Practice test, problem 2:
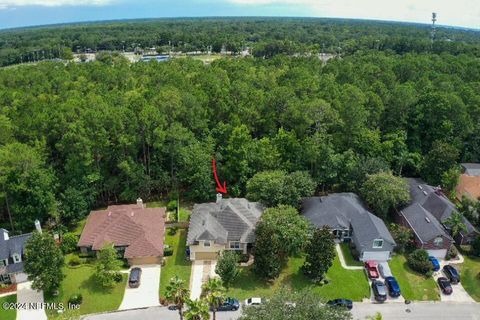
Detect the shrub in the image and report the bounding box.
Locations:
[68,294,83,305]
[68,255,82,266]
[164,246,174,257]
[113,272,123,283]
[61,233,79,254]
[446,245,458,260]
[167,200,177,212]
[168,226,178,236]
[407,249,432,274]
[472,237,480,257]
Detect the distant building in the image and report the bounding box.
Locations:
[456,163,480,201]
[140,55,170,63]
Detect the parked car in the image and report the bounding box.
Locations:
[378,262,392,278]
[371,280,387,302]
[128,267,142,288]
[244,297,263,306]
[437,277,453,295]
[443,265,460,284]
[429,256,440,272]
[327,299,353,310]
[216,298,240,311]
[384,276,401,297]
[365,260,379,279]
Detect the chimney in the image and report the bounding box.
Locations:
[216,193,223,204]
[34,219,42,234]
[2,229,9,241]
[136,198,144,208]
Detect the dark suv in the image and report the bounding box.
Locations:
[216,298,240,311]
[443,265,460,284]
[384,276,401,297]
[371,280,387,302]
[327,299,353,310]
[128,267,142,288]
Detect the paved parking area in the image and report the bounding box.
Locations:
[119,265,161,310]
[432,265,475,303]
[190,260,218,299]
[16,281,47,320]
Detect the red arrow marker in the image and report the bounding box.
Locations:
[212,158,227,194]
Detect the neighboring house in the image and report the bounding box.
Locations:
[301,193,396,262]
[398,178,478,256]
[78,199,166,265]
[0,228,32,284]
[187,196,264,261]
[456,163,480,201]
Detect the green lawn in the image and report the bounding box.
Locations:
[0,294,16,320]
[160,228,192,298]
[339,243,363,266]
[179,208,191,222]
[389,255,439,301]
[146,201,167,208]
[45,264,127,318]
[227,254,370,302]
[458,255,480,301]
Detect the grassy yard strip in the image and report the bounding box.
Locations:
[227,254,370,302]
[339,243,363,266]
[160,228,191,297]
[459,255,480,302]
[389,255,439,301]
[45,264,126,318]
[0,294,16,320]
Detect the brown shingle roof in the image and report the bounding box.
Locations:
[456,174,480,201]
[78,204,166,258]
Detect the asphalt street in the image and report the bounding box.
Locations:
[83,302,480,320]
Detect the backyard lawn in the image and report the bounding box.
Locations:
[227,253,370,302]
[160,228,191,298]
[458,255,480,302]
[389,255,439,301]
[45,264,127,318]
[339,243,363,266]
[0,294,16,320]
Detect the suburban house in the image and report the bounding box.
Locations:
[398,178,478,257]
[187,196,264,261]
[78,199,166,265]
[301,193,396,261]
[0,228,33,284]
[456,163,480,201]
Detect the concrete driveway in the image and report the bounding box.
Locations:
[119,265,161,310]
[16,281,47,320]
[432,266,475,303]
[190,260,218,300]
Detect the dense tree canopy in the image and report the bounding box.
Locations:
[1,22,480,232]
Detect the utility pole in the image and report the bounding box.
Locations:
[431,12,437,42]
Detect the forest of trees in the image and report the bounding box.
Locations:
[1,19,480,234]
[1,17,480,66]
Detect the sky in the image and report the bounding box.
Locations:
[0,0,479,30]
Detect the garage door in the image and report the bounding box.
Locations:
[426,249,447,259]
[194,252,218,260]
[361,251,390,262]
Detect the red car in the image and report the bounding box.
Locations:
[365,260,379,279]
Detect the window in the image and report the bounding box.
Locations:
[373,239,384,249]
[203,241,211,247]
[0,260,6,267]
[433,236,444,248]
[229,241,241,250]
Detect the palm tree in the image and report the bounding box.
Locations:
[184,298,210,320]
[165,276,190,320]
[201,278,226,320]
[444,212,468,238]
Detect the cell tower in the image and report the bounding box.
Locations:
[431,12,437,42]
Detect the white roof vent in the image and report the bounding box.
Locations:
[425,217,431,223]
[131,211,134,217]
[418,185,423,190]
[423,191,428,196]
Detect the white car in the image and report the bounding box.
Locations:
[378,262,392,278]
[244,297,263,306]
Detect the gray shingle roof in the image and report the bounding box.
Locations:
[405,178,478,237]
[461,163,480,176]
[187,198,264,245]
[301,193,396,247]
[401,203,452,244]
[0,231,32,261]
